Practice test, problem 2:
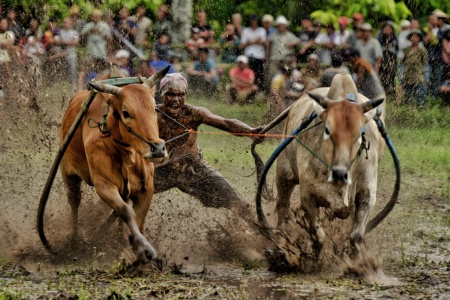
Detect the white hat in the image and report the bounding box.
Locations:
[307,53,320,61]
[359,23,372,31]
[433,9,449,19]
[116,49,130,59]
[236,55,249,64]
[262,14,274,24]
[400,20,411,28]
[274,15,290,26]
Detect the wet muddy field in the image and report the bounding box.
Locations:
[1,77,449,299]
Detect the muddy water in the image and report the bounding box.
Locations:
[1,76,449,299]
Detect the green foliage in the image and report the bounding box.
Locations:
[3,0,163,25]
[310,0,412,25]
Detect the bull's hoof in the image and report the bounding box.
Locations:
[129,235,157,264]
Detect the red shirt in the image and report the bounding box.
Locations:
[229,66,255,91]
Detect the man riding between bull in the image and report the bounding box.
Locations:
[154,73,263,215]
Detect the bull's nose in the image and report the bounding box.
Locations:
[331,167,348,184]
[150,142,166,158]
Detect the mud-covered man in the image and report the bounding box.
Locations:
[154,73,263,212]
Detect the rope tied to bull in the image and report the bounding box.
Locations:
[293,123,369,172]
[88,109,111,136]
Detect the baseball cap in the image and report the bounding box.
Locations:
[236,55,249,64]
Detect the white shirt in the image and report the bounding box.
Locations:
[81,21,112,60]
[241,27,266,59]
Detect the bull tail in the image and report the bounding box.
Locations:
[251,143,275,201]
[252,105,293,201]
[366,115,401,233]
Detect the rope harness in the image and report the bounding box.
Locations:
[88,106,160,150]
[293,121,370,171]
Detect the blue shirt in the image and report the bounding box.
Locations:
[150,60,175,74]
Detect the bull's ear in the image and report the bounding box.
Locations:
[89,82,122,96]
[307,92,330,108]
[142,65,171,89]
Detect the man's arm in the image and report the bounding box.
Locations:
[195,106,262,142]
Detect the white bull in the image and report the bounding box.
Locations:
[275,74,384,252]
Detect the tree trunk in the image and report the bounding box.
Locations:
[170,0,192,60]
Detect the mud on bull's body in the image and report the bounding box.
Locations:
[275,74,385,252]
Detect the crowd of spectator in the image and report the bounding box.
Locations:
[1,4,450,110]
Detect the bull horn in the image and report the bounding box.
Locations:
[89,82,122,96]
[142,65,171,88]
[307,92,330,108]
[360,97,384,113]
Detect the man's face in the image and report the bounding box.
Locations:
[362,30,371,40]
[197,11,206,23]
[199,51,208,62]
[119,7,129,19]
[7,11,16,21]
[277,24,287,32]
[163,88,186,116]
[63,18,72,30]
[301,19,312,29]
[0,19,8,32]
[92,12,101,23]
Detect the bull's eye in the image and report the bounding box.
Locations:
[122,111,131,119]
[324,127,330,136]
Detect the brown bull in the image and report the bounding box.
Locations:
[55,68,168,263]
[275,74,384,252]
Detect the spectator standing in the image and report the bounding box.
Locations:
[193,10,214,41]
[219,23,240,63]
[355,23,383,73]
[187,27,205,60]
[186,47,219,93]
[59,17,80,92]
[296,15,317,63]
[347,13,364,49]
[69,5,86,35]
[344,48,385,100]
[314,23,336,65]
[153,5,172,40]
[114,49,135,77]
[228,55,258,103]
[115,7,137,54]
[423,14,439,96]
[240,14,266,91]
[25,18,43,41]
[129,5,152,53]
[378,21,399,96]
[267,15,300,86]
[397,20,412,83]
[261,14,276,37]
[301,53,323,91]
[335,16,352,49]
[439,29,450,106]
[6,9,24,45]
[22,35,45,68]
[152,32,173,62]
[433,10,450,97]
[232,13,244,38]
[400,30,428,107]
[81,9,112,67]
